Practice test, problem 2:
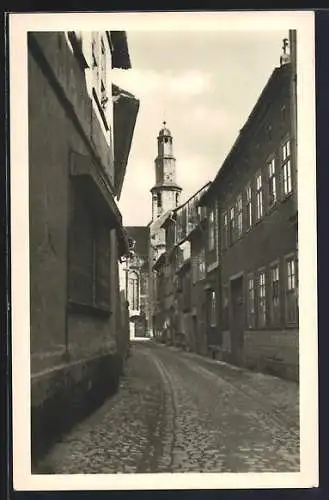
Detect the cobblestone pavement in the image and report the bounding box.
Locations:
[36,341,300,474]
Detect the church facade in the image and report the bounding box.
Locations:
[119,226,150,339]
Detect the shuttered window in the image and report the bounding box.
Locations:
[68,182,111,311]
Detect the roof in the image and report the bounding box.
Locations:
[199,63,291,204]
[112,84,140,199]
[151,182,182,192]
[152,250,166,271]
[125,226,149,257]
[148,209,173,234]
[158,121,172,137]
[160,182,211,230]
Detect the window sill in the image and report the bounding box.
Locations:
[267,202,278,214]
[254,216,264,226]
[284,322,299,329]
[67,300,111,318]
[246,324,298,331]
[281,191,293,203]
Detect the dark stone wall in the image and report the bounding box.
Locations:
[31,352,123,468]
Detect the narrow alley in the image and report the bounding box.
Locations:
[36,341,300,474]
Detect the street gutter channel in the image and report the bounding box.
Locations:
[150,343,299,437]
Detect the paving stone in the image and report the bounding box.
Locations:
[36,342,300,474]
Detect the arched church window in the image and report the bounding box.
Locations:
[157,192,162,208]
[128,271,139,310]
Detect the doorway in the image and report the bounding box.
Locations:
[230,275,244,366]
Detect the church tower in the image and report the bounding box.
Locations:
[151,122,182,221]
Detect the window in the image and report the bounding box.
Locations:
[100,37,107,94]
[236,194,243,237]
[247,275,255,328]
[208,208,215,251]
[210,290,216,327]
[257,270,266,327]
[91,33,99,86]
[270,264,280,325]
[281,139,292,196]
[285,256,298,324]
[68,182,111,310]
[128,272,139,310]
[245,184,252,230]
[267,158,277,208]
[222,212,228,249]
[198,247,206,280]
[229,206,235,244]
[175,192,179,206]
[256,172,263,221]
[157,192,162,208]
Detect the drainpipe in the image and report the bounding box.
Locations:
[64,177,71,363]
[289,30,298,253]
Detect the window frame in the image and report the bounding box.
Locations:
[257,268,267,328]
[222,211,228,249]
[236,194,243,238]
[128,271,139,310]
[247,273,256,329]
[229,205,235,244]
[100,36,107,95]
[209,289,217,327]
[255,171,263,222]
[269,260,280,327]
[284,253,298,326]
[91,32,100,90]
[157,192,162,209]
[68,182,112,315]
[208,207,215,251]
[267,156,277,209]
[245,183,253,231]
[281,137,293,198]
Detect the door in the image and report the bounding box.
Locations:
[230,276,244,366]
[192,315,198,352]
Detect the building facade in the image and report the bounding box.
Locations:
[152,182,210,350]
[199,32,298,380]
[28,31,139,462]
[119,226,150,339]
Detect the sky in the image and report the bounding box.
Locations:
[114,29,287,226]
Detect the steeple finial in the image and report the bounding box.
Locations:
[280,37,291,66]
[283,38,289,53]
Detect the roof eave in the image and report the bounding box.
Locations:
[204,64,290,200]
[110,31,131,70]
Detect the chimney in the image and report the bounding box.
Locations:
[280,37,291,66]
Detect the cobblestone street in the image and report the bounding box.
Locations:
[36,341,300,474]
